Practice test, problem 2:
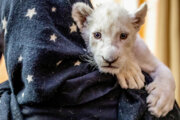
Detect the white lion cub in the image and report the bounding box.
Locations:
[72,1,175,118]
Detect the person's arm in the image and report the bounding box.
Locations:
[133,34,175,117]
[0,55,8,83]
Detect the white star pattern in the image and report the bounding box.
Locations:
[51,7,56,12]
[5,29,7,35]
[86,80,93,83]
[94,115,98,118]
[59,108,62,112]
[50,34,57,42]
[70,23,77,33]
[83,48,87,52]
[56,60,62,66]
[22,92,24,98]
[18,55,23,62]
[2,17,7,35]
[68,110,74,115]
[25,8,37,19]
[74,60,81,66]
[27,75,33,83]
[2,17,7,29]
[110,97,114,101]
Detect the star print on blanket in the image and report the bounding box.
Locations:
[0,0,179,120]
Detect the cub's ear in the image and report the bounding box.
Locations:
[72,2,93,29]
[131,3,147,30]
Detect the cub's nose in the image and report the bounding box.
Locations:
[102,56,119,64]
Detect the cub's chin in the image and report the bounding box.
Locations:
[98,66,120,75]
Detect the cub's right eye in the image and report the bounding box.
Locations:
[93,32,102,39]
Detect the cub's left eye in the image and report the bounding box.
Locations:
[120,33,128,40]
[93,32,102,39]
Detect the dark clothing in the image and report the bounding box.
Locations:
[0,0,179,119]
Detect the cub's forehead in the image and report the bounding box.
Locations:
[90,2,131,32]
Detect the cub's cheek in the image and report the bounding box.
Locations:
[90,39,98,47]
[89,44,100,54]
[94,56,103,65]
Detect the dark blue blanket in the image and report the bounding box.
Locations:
[0,0,179,120]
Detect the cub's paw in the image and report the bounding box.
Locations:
[117,61,145,89]
[146,81,175,117]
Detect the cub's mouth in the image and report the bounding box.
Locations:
[101,65,119,69]
[100,65,119,74]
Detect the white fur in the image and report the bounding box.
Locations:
[72,1,175,117]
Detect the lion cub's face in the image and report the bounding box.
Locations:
[72,1,147,74]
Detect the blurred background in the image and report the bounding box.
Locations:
[0,0,179,105]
